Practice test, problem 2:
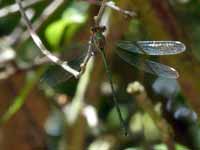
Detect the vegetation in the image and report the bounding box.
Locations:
[0,0,200,150]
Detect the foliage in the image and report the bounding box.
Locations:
[0,0,199,150]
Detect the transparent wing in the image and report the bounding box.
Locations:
[117,41,186,55]
[116,49,179,79]
[40,54,86,87]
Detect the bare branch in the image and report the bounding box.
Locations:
[0,0,43,18]
[105,1,136,17]
[15,0,80,78]
[20,0,66,44]
[84,0,136,17]
[94,0,108,25]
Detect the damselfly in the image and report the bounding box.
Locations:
[42,25,129,135]
[41,28,186,135]
[15,0,186,135]
[42,40,186,86]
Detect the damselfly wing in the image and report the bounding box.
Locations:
[41,52,86,87]
[117,41,186,55]
[116,41,186,78]
[40,44,88,87]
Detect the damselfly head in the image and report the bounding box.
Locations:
[91,25,106,33]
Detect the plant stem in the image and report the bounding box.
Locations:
[94,0,108,25]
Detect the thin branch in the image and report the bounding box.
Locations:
[85,0,136,17]
[94,0,108,25]
[64,57,95,124]
[106,1,136,17]
[79,38,94,76]
[3,9,35,45]
[15,0,80,78]
[20,0,66,44]
[0,54,57,80]
[0,0,43,18]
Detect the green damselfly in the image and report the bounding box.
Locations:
[42,39,186,85]
[41,26,186,135]
[15,0,186,135]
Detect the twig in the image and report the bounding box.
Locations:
[0,53,60,81]
[19,0,66,44]
[105,1,136,17]
[79,38,94,76]
[3,9,35,45]
[0,0,43,18]
[94,0,108,25]
[15,0,80,78]
[64,57,94,124]
[85,0,136,17]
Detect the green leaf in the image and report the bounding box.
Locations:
[143,113,161,142]
[45,1,88,49]
[129,112,143,134]
[107,105,128,129]
[45,20,68,49]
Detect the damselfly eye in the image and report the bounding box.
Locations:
[91,26,106,33]
[91,27,97,33]
[100,26,106,32]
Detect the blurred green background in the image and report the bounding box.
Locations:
[0,0,200,150]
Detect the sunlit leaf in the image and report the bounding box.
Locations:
[107,105,128,129]
[143,113,161,142]
[45,1,88,49]
[129,112,143,134]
